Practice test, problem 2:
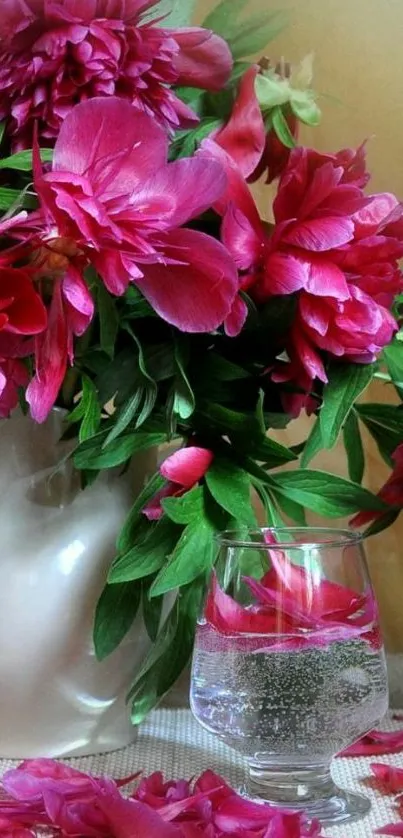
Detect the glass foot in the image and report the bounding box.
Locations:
[242,765,371,826]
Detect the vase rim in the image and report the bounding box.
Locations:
[217,526,363,550]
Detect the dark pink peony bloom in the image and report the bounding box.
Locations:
[143,446,214,520]
[0,0,233,150]
[27,96,239,419]
[200,140,403,410]
[34,96,238,329]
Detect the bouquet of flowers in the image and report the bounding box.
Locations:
[1,0,403,722]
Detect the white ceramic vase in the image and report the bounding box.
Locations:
[0,409,156,758]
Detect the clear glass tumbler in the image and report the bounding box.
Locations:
[190,528,389,826]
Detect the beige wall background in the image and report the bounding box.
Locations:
[195,0,403,650]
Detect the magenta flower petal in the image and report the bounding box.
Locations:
[282,216,355,251]
[25,282,68,424]
[371,763,403,793]
[95,781,182,838]
[138,157,227,229]
[224,294,249,337]
[135,229,238,332]
[376,825,403,837]
[172,28,232,91]
[198,139,262,227]
[52,97,167,193]
[161,447,214,489]
[215,66,266,178]
[340,729,403,757]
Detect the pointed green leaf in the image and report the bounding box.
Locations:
[290,89,321,126]
[142,582,164,642]
[150,518,217,597]
[0,148,53,171]
[384,341,403,398]
[0,186,36,210]
[94,581,141,661]
[255,74,290,109]
[364,510,400,539]
[109,517,181,583]
[343,411,365,484]
[79,376,101,443]
[103,388,145,447]
[146,0,197,26]
[205,458,256,525]
[320,363,374,450]
[162,485,204,525]
[269,469,388,518]
[300,417,323,468]
[96,281,119,359]
[203,0,287,59]
[173,339,195,420]
[74,431,166,469]
[130,582,202,724]
[272,106,297,148]
[117,472,164,553]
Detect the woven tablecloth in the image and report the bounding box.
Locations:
[0,709,402,837]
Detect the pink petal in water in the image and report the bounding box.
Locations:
[339,729,403,757]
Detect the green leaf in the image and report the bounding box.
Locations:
[300,418,323,468]
[0,123,5,144]
[272,106,297,148]
[255,74,290,109]
[74,431,166,470]
[146,0,197,26]
[364,510,400,539]
[96,347,141,405]
[384,341,403,398]
[205,458,256,525]
[355,405,403,467]
[0,148,53,171]
[0,187,36,211]
[290,89,321,126]
[356,403,403,435]
[94,581,141,661]
[124,325,158,428]
[269,469,388,518]
[103,389,145,447]
[173,339,195,420]
[169,118,223,161]
[198,354,250,381]
[150,518,217,597]
[142,583,164,642]
[162,485,204,525]
[130,582,202,724]
[96,281,118,359]
[117,471,165,553]
[204,0,287,59]
[343,411,365,484]
[79,376,101,443]
[275,492,307,525]
[319,363,374,449]
[109,517,181,583]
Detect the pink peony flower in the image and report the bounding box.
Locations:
[351,443,403,529]
[143,446,214,520]
[0,0,233,150]
[250,111,299,185]
[25,95,239,420]
[200,139,403,410]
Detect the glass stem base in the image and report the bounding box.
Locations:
[242,763,370,826]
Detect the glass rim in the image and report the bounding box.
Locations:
[216,526,363,550]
